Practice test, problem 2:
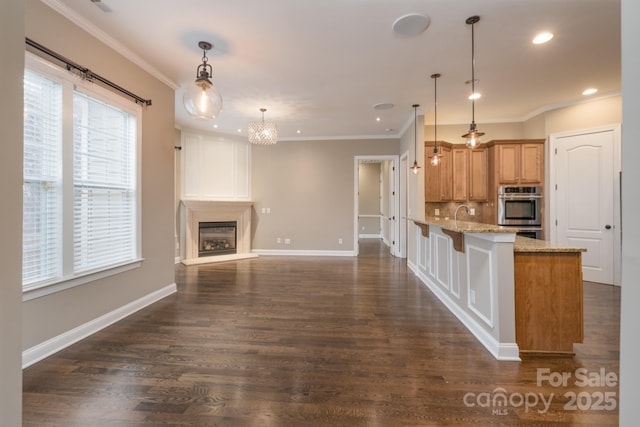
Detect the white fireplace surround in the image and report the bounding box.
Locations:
[180,200,257,265]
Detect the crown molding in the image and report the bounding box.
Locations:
[40,0,179,90]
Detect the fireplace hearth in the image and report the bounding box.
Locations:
[199,221,237,257]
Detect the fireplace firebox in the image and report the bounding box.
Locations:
[198,221,237,257]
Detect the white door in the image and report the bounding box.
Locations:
[553,128,617,284]
[398,154,408,259]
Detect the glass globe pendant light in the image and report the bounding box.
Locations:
[183,41,223,120]
[410,104,421,174]
[462,16,484,148]
[430,73,442,166]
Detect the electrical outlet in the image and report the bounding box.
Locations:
[284,238,291,245]
[261,207,266,214]
[277,237,281,244]
[338,238,343,245]
[435,208,440,216]
[469,208,475,215]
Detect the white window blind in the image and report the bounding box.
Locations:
[22,70,62,286]
[22,53,141,296]
[73,92,137,274]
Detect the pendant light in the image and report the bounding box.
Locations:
[430,73,442,166]
[410,104,421,175]
[248,108,278,145]
[183,41,223,121]
[462,16,484,148]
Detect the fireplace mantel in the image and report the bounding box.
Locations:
[180,200,257,265]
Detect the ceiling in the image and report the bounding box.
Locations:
[50,0,620,141]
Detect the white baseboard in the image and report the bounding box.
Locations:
[22,283,177,369]
[416,270,520,361]
[359,234,381,239]
[252,249,356,257]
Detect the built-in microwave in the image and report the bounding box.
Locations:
[497,186,543,226]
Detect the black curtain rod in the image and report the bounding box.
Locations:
[25,37,152,107]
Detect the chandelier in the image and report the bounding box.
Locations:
[183,41,223,121]
[410,104,421,174]
[248,108,277,145]
[430,73,442,166]
[461,16,485,147]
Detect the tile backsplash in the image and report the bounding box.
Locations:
[425,201,488,223]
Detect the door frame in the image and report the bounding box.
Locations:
[549,124,622,285]
[354,155,400,257]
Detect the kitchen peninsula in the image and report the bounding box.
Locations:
[410,217,585,360]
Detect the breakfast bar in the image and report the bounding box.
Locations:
[409,217,585,360]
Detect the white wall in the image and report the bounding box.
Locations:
[619,0,640,424]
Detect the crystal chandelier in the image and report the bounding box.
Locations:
[462,16,485,148]
[248,108,277,145]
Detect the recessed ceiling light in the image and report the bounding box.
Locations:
[296,130,301,134]
[213,124,218,128]
[237,128,242,133]
[533,32,554,44]
[582,88,598,96]
[468,92,481,100]
[373,103,394,110]
[376,117,381,122]
[392,13,431,37]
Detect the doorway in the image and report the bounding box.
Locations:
[549,125,621,285]
[354,155,400,257]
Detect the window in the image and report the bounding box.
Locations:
[23,54,141,298]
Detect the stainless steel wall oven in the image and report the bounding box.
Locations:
[498,185,543,239]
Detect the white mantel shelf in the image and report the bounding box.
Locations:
[180,200,255,265]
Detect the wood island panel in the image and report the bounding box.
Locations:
[514,252,584,356]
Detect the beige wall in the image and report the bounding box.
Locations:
[544,95,622,135]
[0,0,24,424]
[22,0,176,349]
[251,139,398,251]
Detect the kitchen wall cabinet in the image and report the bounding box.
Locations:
[424,143,452,202]
[495,142,544,185]
[452,147,468,201]
[469,147,488,201]
[425,142,489,203]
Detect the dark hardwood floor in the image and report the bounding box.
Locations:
[22,240,620,426]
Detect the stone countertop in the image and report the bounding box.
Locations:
[514,236,586,253]
[411,216,519,233]
[411,217,586,253]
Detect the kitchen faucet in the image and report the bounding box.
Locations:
[454,204,470,222]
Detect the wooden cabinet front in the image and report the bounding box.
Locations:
[495,141,544,185]
[520,144,544,184]
[425,143,452,202]
[452,147,468,201]
[469,147,488,201]
[514,251,584,355]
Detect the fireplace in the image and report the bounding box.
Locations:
[180,200,256,265]
[199,221,237,257]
